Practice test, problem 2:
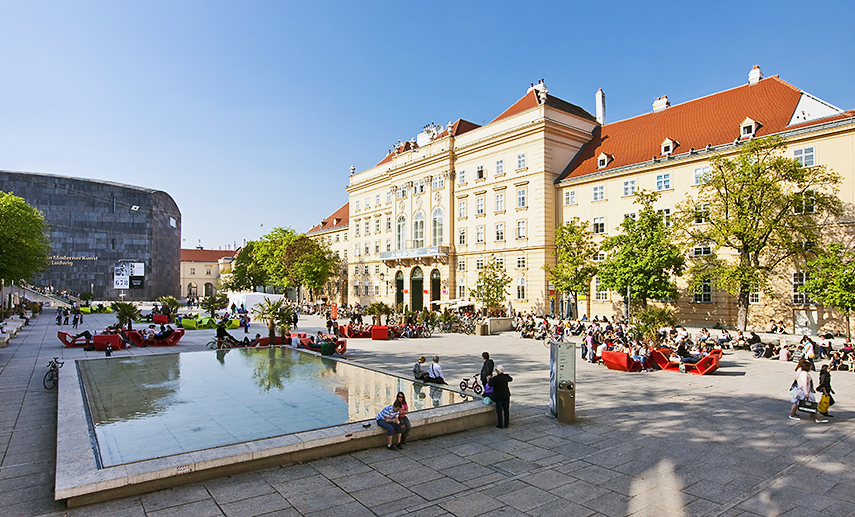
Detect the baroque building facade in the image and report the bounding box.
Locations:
[329,67,854,333]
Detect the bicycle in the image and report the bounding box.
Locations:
[44,357,64,390]
[206,337,238,349]
[459,376,483,395]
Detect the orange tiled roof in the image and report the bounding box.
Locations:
[181,249,237,262]
[307,203,349,234]
[559,76,847,181]
[491,90,596,124]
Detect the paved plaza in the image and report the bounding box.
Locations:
[1,311,854,516]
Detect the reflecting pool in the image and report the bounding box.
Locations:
[77,348,464,467]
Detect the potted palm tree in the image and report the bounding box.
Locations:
[111,302,140,331]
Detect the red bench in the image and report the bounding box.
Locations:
[92,334,123,352]
[152,314,169,324]
[601,350,643,372]
[343,325,372,339]
[126,328,185,347]
[651,347,722,375]
[58,331,92,347]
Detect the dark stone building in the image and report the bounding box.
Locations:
[0,171,181,300]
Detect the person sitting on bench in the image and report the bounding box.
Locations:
[154,325,175,340]
[242,333,262,347]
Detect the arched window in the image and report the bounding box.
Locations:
[431,207,444,246]
[396,215,407,250]
[413,211,425,248]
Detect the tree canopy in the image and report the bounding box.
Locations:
[544,217,598,319]
[220,241,269,292]
[597,190,685,308]
[676,136,843,330]
[0,192,51,284]
[800,243,855,339]
[472,256,511,313]
[282,235,339,301]
[253,227,299,290]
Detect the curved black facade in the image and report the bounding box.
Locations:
[1,171,181,300]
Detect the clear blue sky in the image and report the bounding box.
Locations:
[2,1,853,250]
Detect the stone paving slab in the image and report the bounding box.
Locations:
[0,311,852,516]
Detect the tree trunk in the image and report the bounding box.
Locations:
[847,311,851,341]
[268,322,276,345]
[736,291,750,331]
[571,293,578,321]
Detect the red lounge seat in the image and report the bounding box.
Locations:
[650,347,721,375]
[371,326,389,340]
[58,331,91,347]
[126,328,185,347]
[92,334,123,352]
[601,351,643,372]
[343,325,372,339]
[152,314,169,324]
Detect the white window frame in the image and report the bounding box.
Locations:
[432,176,445,190]
[476,258,484,270]
[516,189,526,208]
[593,216,605,234]
[458,259,466,271]
[495,193,505,212]
[794,147,815,167]
[517,153,526,169]
[693,243,712,257]
[622,180,636,197]
[458,200,467,218]
[476,197,485,215]
[516,255,526,269]
[594,276,609,301]
[657,208,672,227]
[495,223,505,241]
[496,159,504,175]
[592,185,605,201]
[458,170,466,184]
[476,165,485,180]
[793,272,810,305]
[458,228,466,245]
[516,278,526,300]
[476,226,485,243]
[656,173,671,191]
[355,200,360,211]
[495,257,504,269]
[564,190,576,206]
[693,166,710,185]
[516,220,527,239]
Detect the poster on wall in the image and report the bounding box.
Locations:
[130,277,144,289]
[114,266,129,289]
[114,262,145,290]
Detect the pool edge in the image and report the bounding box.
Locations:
[56,353,496,508]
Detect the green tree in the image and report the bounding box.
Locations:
[254,227,299,290]
[79,292,95,305]
[676,136,843,330]
[157,295,181,313]
[634,305,678,342]
[598,190,685,310]
[471,256,512,314]
[200,293,228,318]
[282,235,339,302]
[111,301,140,331]
[220,241,268,292]
[0,192,51,284]
[800,243,855,340]
[544,217,599,320]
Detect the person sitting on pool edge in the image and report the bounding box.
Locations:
[320,335,344,357]
[376,400,404,450]
[413,356,430,382]
[425,356,447,384]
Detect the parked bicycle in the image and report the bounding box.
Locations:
[459,376,483,395]
[44,357,64,390]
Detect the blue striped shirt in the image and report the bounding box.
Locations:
[377,404,399,421]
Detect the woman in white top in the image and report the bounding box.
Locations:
[789,359,828,423]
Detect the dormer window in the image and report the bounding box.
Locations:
[597,152,611,169]
[660,138,677,156]
[740,117,759,138]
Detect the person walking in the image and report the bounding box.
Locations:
[488,365,513,429]
[71,312,79,329]
[480,352,494,387]
[817,364,835,417]
[789,359,828,423]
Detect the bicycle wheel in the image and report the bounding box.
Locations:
[43,369,57,390]
[423,327,432,338]
[474,384,483,395]
[206,339,218,350]
[459,381,468,391]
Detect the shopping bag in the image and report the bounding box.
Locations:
[797,399,818,414]
[817,394,830,414]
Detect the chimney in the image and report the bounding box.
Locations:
[652,95,670,113]
[748,65,763,86]
[595,88,606,124]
